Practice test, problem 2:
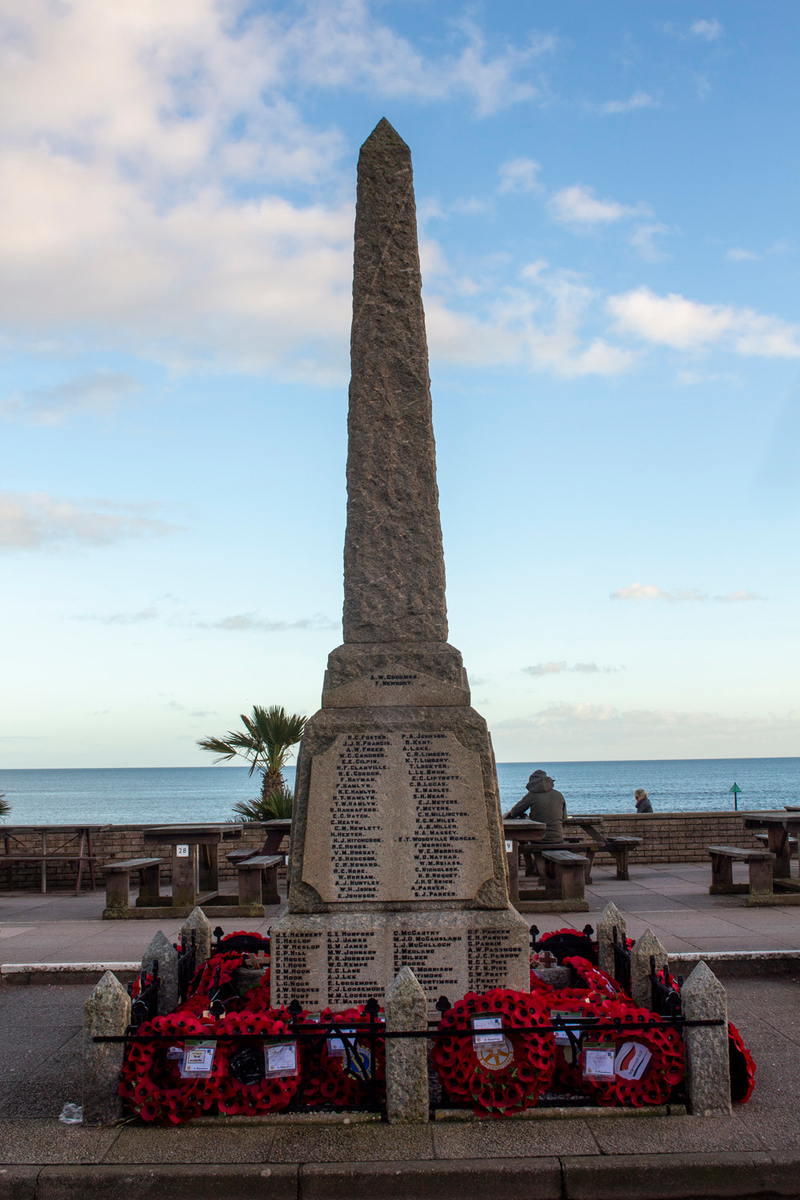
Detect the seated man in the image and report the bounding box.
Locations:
[505,769,568,875]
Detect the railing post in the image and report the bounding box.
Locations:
[597,901,626,977]
[83,971,131,1125]
[682,961,731,1117]
[385,966,428,1124]
[630,929,667,1009]
[141,930,178,1015]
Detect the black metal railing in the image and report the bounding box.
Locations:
[128,960,159,1027]
[175,931,196,1004]
[650,956,683,1019]
[530,924,596,966]
[612,925,632,993]
[101,995,723,1117]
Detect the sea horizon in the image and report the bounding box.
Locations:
[1,757,797,826]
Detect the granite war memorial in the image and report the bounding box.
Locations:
[270,119,530,1013]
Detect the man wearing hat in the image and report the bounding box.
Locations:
[505,769,568,844]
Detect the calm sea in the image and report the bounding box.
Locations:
[0,759,797,826]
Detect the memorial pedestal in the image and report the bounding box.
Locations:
[271,909,529,1017]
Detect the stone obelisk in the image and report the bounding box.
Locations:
[270,119,528,1014]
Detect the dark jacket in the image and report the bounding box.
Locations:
[505,775,567,843]
[635,794,653,813]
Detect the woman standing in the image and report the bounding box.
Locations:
[634,788,653,813]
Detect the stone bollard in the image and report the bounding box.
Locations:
[630,929,668,1009]
[142,930,179,1015]
[596,901,627,979]
[384,966,429,1124]
[83,971,131,1125]
[682,960,731,1117]
[180,906,212,966]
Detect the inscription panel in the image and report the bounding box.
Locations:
[271,911,530,1015]
[302,731,493,903]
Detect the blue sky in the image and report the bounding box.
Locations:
[1,0,798,767]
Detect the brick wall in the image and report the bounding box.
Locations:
[0,824,278,891]
[2,812,763,892]
[586,811,764,867]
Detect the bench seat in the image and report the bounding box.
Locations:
[707,845,774,897]
[603,835,644,880]
[236,854,282,907]
[521,839,599,883]
[540,849,589,905]
[103,857,163,913]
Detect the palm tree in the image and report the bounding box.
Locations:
[198,705,306,805]
[0,792,9,819]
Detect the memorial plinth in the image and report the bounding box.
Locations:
[270,120,529,1015]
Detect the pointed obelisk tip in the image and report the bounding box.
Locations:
[361,117,409,156]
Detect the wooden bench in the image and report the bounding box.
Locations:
[603,835,644,881]
[103,857,163,914]
[540,849,589,904]
[235,854,282,907]
[707,845,775,898]
[522,840,599,883]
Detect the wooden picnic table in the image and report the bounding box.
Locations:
[503,819,545,904]
[141,824,243,908]
[258,819,292,855]
[565,815,606,842]
[1,824,109,895]
[742,812,800,883]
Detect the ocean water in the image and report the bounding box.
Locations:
[0,758,797,826]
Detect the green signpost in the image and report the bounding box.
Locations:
[730,782,742,812]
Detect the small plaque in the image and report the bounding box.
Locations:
[582,1042,616,1082]
[180,1041,215,1077]
[504,840,513,853]
[176,844,189,858]
[264,1041,299,1078]
[471,1015,504,1045]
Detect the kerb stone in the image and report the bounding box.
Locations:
[385,966,429,1123]
[83,971,131,1125]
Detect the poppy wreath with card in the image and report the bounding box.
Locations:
[575,995,685,1107]
[119,1012,223,1124]
[431,988,555,1117]
[540,988,606,1094]
[214,1007,300,1115]
[728,1021,756,1103]
[300,1005,386,1108]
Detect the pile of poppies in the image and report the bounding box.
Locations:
[120,932,386,1123]
[120,925,756,1123]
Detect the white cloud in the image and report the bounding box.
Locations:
[611,583,674,602]
[714,590,764,603]
[595,91,656,115]
[629,223,671,262]
[727,247,760,262]
[75,607,159,625]
[1,371,141,425]
[689,20,723,41]
[201,612,337,633]
[0,2,554,378]
[548,185,639,226]
[607,287,800,357]
[523,661,623,677]
[497,157,542,194]
[523,661,567,677]
[0,492,180,550]
[492,704,799,756]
